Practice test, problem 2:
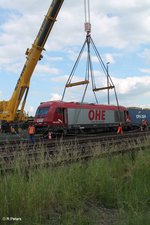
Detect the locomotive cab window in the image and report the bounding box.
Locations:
[35,107,50,116]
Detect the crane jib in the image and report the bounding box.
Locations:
[37,0,64,47]
[37,16,55,47]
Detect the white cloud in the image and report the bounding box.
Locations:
[139,68,150,74]
[139,48,150,63]
[104,53,115,64]
[113,76,150,96]
[1,0,150,115]
[1,0,150,52]
[34,64,59,76]
[50,93,62,101]
[51,75,69,83]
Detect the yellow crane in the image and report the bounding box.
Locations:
[0,0,64,127]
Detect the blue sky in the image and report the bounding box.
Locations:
[0,0,150,116]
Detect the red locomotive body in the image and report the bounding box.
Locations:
[34,101,129,134]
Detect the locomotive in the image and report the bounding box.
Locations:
[34,101,130,134]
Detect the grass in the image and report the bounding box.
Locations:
[0,144,149,225]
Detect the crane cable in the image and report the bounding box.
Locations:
[73,0,92,125]
[84,0,91,34]
[84,0,90,23]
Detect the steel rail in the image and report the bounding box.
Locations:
[0,131,150,171]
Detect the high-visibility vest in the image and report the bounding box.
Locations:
[117,125,123,134]
[142,120,147,126]
[28,126,35,134]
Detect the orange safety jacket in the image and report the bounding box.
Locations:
[142,120,147,126]
[28,125,35,135]
[117,124,123,134]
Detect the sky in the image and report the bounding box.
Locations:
[0,0,150,116]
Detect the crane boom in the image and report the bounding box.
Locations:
[0,0,64,122]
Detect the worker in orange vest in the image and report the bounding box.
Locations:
[117,122,123,134]
[141,119,148,131]
[28,122,35,143]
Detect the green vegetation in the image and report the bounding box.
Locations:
[0,148,149,225]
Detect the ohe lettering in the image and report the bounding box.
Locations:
[88,110,106,121]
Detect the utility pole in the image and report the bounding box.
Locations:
[106,62,110,104]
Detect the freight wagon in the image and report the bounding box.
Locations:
[34,101,129,134]
[127,107,150,129]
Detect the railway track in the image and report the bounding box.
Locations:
[0,131,150,172]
